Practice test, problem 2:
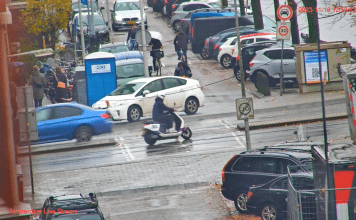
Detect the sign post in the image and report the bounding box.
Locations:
[276,5,292,96]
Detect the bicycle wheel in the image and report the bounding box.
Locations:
[156,59,162,76]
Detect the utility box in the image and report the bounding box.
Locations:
[294,41,351,93]
[341,63,356,144]
[85,52,116,107]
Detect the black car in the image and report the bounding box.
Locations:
[39,193,105,220]
[233,41,278,81]
[246,173,316,220]
[221,150,313,213]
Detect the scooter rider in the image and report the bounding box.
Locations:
[152,94,176,133]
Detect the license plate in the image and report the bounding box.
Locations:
[127,21,136,24]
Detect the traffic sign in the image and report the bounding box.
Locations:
[236,98,254,120]
[277,5,293,21]
[135,30,151,46]
[276,21,290,40]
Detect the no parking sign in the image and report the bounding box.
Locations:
[276,21,291,40]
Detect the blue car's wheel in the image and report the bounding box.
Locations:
[75,126,93,142]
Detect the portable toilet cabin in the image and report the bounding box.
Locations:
[85,52,116,106]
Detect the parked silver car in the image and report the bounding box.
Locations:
[248,47,296,87]
[170,1,220,31]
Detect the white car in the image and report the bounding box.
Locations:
[111,0,148,31]
[92,76,205,122]
[217,33,276,68]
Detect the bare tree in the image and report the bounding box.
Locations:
[288,0,300,44]
[273,0,280,22]
[239,0,245,16]
[302,0,319,43]
[251,0,264,29]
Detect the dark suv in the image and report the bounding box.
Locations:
[221,150,313,213]
[39,193,105,220]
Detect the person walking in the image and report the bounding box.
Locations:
[54,66,68,103]
[127,24,138,50]
[173,31,188,63]
[29,65,46,107]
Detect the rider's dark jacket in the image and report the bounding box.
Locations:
[152,97,174,121]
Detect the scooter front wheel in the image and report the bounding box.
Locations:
[144,131,157,145]
[181,127,192,140]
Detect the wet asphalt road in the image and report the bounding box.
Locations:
[28,116,349,173]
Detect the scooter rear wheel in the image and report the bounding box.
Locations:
[144,131,157,145]
[181,127,192,140]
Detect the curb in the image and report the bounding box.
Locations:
[191,98,346,122]
[18,138,117,156]
[96,181,212,197]
[237,112,348,131]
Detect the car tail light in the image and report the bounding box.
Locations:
[249,55,257,67]
[214,44,219,49]
[232,49,235,54]
[205,40,207,46]
[165,0,167,4]
[192,27,194,39]
[247,191,253,199]
[219,47,223,52]
[222,169,225,182]
[172,5,176,9]
[100,113,111,119]
[105,100,110,108]
[236,55,239,61]
[172,12,175,16]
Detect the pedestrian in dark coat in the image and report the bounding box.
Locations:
[29,65,46,107]
[54,66,68,103]
[127,24,138,50]
[173,31,188,63]
[174,61,191,77]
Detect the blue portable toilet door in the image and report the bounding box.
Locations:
[85,56,117,106]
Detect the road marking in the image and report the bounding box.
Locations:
[220,120,246,148]
[119,137,135,160]
[115,137,131,161]
[298,124,305,141]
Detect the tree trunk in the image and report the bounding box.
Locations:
[288,0,300,44]
[273,0,280,22]
[251,0,264,29]
[239,0,245,16]
[302,0,319,43]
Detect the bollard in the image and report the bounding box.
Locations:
[255,71,271,96]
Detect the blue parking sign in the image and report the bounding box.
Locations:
[81,0,87,5]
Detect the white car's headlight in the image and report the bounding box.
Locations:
[111,100,127,107]
[115,15,123,22]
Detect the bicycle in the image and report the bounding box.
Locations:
[179,49,184,62]
[152,49,164,76]
[129,39,138,50]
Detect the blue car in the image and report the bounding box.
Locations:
[35,102,112,144]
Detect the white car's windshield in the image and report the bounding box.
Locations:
[108,82,145,96]
[115,2,140,11]
[116,63,145,79]
[100,46,129,53]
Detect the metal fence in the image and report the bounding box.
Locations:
[287,168,356,220]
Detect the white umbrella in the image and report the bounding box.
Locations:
[149,31,164,42]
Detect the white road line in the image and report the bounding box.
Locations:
[298,124,305,141]
[119,137,135,160]
[115,137,131,161]
[220,120,246,148]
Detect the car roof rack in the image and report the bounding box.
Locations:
[49,193,98,210]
